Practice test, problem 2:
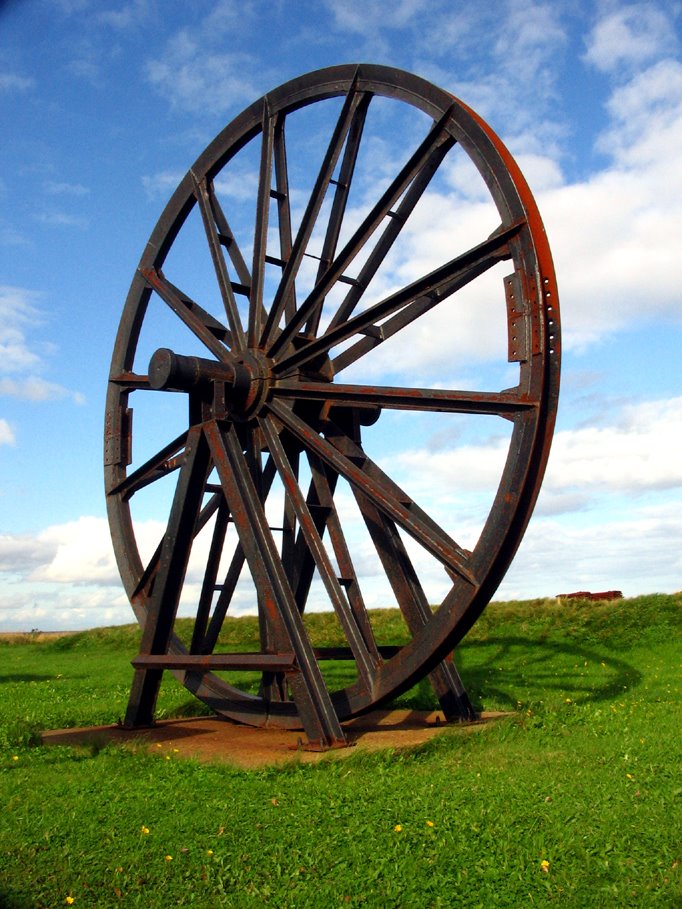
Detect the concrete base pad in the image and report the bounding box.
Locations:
[41,709,511,769]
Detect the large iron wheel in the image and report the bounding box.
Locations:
[105,65,560,746]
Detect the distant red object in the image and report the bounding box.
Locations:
[556,590,623,601]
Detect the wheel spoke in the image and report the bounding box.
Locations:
[107,430,188,500]
[140,267,231,361]
[124,426,212,725]
[275,220,523,375]
[272,115,297,324]
[204,419,346,746]
[305,451,380,662]
[192,174,246,350]
[260,76,367,349]
[353,495,475,719]
[268,105,457,360]
[248,98,276,348]
[205,178,252,290]
[190,499,230,654]
[201,546,245,654]
[261,414,380,686]
[274,380,536,417]
[137,427,212,651]
[268,400,476,584]
[132,490,222,601]
[327,135,455,331]
[305,91,372,335]
[201,455,278,654]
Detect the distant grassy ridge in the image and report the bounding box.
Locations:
[1,594,680,907]
[2,592,679,653]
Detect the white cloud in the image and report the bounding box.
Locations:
[600,58,682,166]
[0,72,34,92]
[584,4,677,74]
[34,211,89,228]
[324,0,431,34]
[544,396,682,497]
[141,170,186,199]
[0,418,15,446]
[0,221,28,246]
[95,0,151,29]
[44,180,90,196]
[530,55,682,349]
[419,3,568,139]
[146,29,262,116]
[0,286,85,404]
[0,286,44,374]
[492,2,567,84]
[29,516,120,585]
[383,394,682,523]
[0,376,84,403]
[0,531,55,573]
[0,584,131,633]
[500,500,682,599]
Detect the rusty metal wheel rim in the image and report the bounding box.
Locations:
[105,64,560,728]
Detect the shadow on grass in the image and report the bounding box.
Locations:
[457,636,642,710]
[0,887,32,909]
[159,638,642,719]
[0,673,62,684]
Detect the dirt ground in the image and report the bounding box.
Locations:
[41,709,510,769]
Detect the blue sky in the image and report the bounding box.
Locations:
[1,0,681,631]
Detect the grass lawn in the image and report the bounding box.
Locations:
[1,594,680,908]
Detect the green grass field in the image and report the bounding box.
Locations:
[1,594,680,908]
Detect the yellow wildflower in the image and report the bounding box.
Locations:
[540,860,550,873]
[12,756,18,762]
[165,855,173,862]
[65,898,75,906]
[394,824,402,832]
[141,826,150,835]
[207,849,214,856]
[426,820,434,827]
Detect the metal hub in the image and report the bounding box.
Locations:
[148,347,274,421]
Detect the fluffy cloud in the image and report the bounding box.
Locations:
[44,180,90,196]
[34,211,89,228]
[0,287,44,374]
[0,286,85,403]
[523,65,682,349]
[583,4,677,74]
[390,394,682,513]
[545,396,682,496]
[0,72,34,93]
[0,377,85,403]
[146,25,263,116]
[0,418,15,446]
[501,501,682,599]
[141,170,186,199]
[324,0,432,34]
[28,517,120,585]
